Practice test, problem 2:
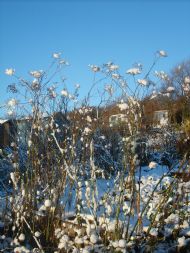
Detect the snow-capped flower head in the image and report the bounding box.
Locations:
[30,70,43,79]
[18,233,25,242]
[7,98,17,107]
[86,115,92,122]
[112,73,120,79]
[89,64,100,72]
[126,67,141,75]
[137,79,148,86]
[84,127,91,135]
[158,50,168,57]
[31,79,40,90]
[155,70,168,80]
[184,76,190,84]
[118,103,128,111]
[109,64,119,71]
[61,89,68,97]
[148,161,157,169]
[5,68,15,76]
[52,52,61,59]
[44,199,52,207]
[167,86,175,92]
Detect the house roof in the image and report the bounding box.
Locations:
[0,119,9,124]
[154,110,168,113]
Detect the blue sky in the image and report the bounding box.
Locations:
[0,0,190,116]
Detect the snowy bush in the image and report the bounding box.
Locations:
[0,51,190,252]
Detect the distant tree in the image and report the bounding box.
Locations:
[158,59,190,123]
[160,59,190,97]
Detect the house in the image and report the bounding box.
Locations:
[0,112,70,149]
[0,118,31,148]
[109,113,128,127]
[0,97,184,149]
[153,110,169,127]
[142,95,185,128]
[0,119,16,148]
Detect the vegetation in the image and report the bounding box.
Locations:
[0,51,190,253]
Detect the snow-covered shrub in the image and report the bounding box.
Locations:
[1,51,190,252]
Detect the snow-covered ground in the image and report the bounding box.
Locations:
[1,163,190,253]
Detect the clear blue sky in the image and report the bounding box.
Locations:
[0,0,190,116]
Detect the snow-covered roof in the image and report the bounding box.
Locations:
[0,119,9,124]
[154,110,168,113]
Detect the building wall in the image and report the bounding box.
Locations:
[153,110,169,127]
[0,120,17,148]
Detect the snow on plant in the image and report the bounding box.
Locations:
[1,50,190,252]
[155,70,169,81]
[148,161,157,169]
[166,86,175,92]
[7,98,18,107]
[137,79,148,86]
[5,68,15,76]
[182,77,190,93]
[158,50,168,57]
[126,67,141,75]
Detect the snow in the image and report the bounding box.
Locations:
[0,119,8,124]
[1,146,190,252]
